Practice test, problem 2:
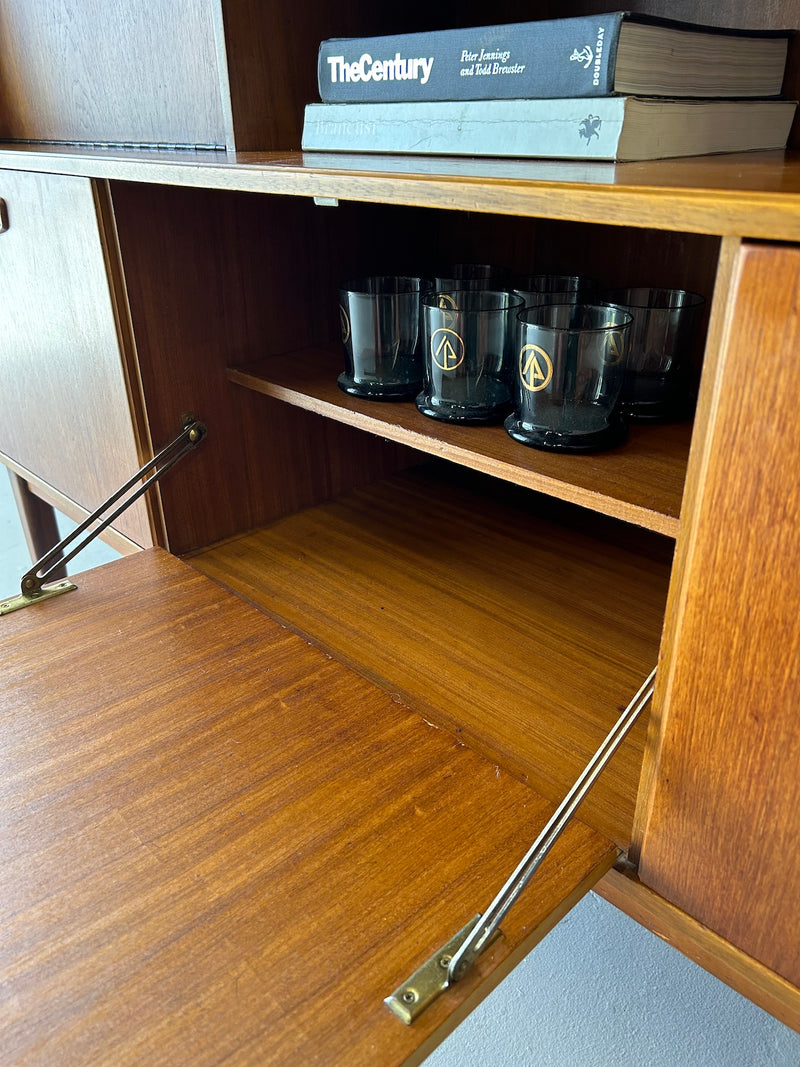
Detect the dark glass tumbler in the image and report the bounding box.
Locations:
[432,263,511,293]
[505,302,633,453]
[338,275,430,400]
[416,289,524,424]
[512,274,599,309]
[604,286,705,422]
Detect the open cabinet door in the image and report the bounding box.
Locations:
[638,243,800,989]
[2,549,617,1065]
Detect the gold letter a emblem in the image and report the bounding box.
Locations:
[520,344,553,392]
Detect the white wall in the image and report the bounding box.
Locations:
[425,892,800,1066]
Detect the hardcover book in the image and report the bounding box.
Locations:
[301,96,798,163]
[316,12,792,104]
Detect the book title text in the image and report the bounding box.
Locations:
[326,53,434,85]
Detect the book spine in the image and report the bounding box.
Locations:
[302,98,627,160]
[316,14,624,103]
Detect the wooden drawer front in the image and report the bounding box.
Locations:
[639,243,800,987]
[0,169,150,547]
[1,549,617,1066]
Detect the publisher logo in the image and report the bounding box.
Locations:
[579,114,602,143]
[570,45,593,70]
[571,25,607,86]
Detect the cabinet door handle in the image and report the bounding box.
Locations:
[0,198,8,233]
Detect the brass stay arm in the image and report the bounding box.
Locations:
[1,417,206,615]
[385,667,657,1024]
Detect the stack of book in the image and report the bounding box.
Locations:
[301,12,797,162]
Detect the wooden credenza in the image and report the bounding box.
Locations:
[0,0,798,1062]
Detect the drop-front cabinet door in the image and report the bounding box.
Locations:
[639,242,800,996]
[0,169,152,549]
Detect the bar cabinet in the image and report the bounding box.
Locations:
[1,1,798,1062]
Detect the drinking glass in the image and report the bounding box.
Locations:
[604,286,705,421]
[416,289,524,423]
[338,275,431,400]
[505,302,633,452]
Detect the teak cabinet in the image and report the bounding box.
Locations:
[1,0,799,1063]
[0,168,156,552]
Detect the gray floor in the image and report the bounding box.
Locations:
[1,472,798,1066]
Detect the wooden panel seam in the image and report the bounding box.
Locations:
[93,178,163,549]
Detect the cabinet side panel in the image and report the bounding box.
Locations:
[109,182,419,554]
[638,243,800,988]
[0,0,226,147]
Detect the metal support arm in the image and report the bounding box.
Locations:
[1,417,206,615]
[385,667,657,1024]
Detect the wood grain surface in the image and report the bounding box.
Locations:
[108,182,421,556]
[188,464,672,846]
[1,548,617,1066]
[0,0,227,147]
[2,146,800,239]
[0,0,798,1041]
[0,170,152,548]
[639,243,800,988]
[229,348,691,536]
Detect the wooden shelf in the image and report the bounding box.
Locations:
[228,347,691,537]
[1,144,800,238]
[187,464,673,847]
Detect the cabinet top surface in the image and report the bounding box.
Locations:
[1,144,800,238]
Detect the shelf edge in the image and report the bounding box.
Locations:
[227,363,682,539]
[0,145,799,239]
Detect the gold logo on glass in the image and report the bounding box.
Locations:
[339,304,351,344]
[520,344,553,391]
[603,328,625,365]
[431,328,465,371]
[435,293,458,330]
